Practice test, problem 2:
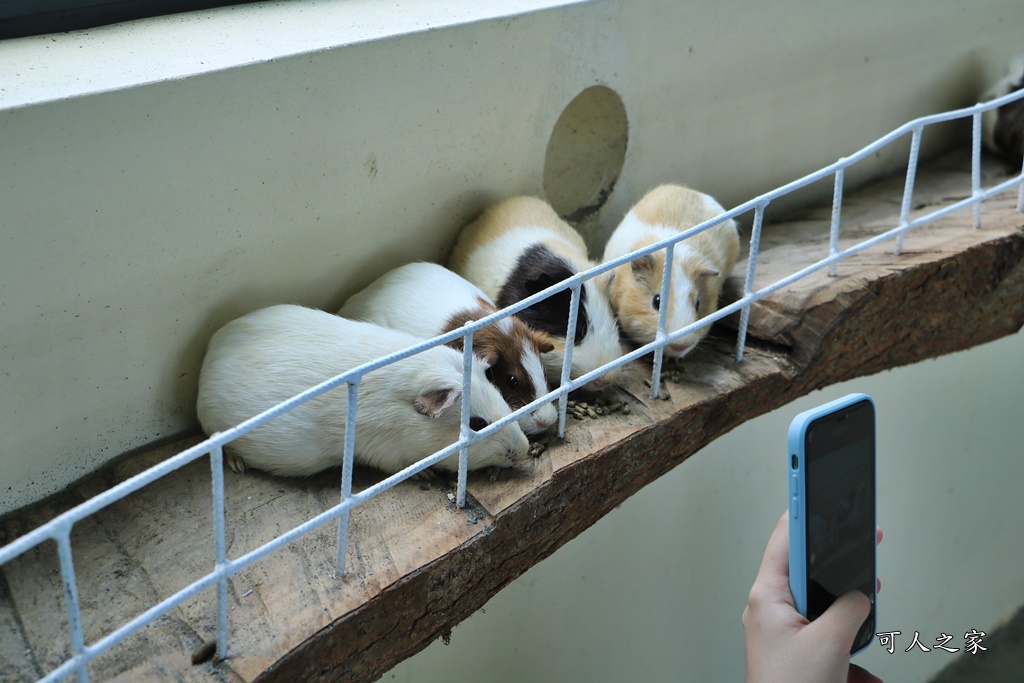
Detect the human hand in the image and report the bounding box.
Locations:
[742,510,883,683]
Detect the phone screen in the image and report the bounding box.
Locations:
[804,399,875,652]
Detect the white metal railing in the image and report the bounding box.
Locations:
[1,88,1023,682]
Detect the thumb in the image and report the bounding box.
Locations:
[813,590,871,648]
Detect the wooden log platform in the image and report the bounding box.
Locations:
[2,149,1023,683]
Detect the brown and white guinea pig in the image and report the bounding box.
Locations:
[981,55,1024,160]
[603,184,739,360]
[196,304,529,477]
[338,262,558,435]
[448,197,625,391]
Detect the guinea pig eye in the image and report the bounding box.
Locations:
[506,375,519,389]
[651,294,661,311]
[469,416,488,432]
[694,298,701,312]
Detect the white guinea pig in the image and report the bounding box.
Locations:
[339,262,558,435]
[196,304,529,477]
[448,197,624,390]
[981,55,1024,160]
[603,184,739,360]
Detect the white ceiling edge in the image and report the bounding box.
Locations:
[0,0,585,110]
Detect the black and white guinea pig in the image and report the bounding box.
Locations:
[981,55,1024,161]
[338,262,558,435]
[447,197,624,390]
[196,305,529,477]
[603,184,739,360]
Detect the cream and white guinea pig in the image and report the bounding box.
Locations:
[338,262,558,435]
[981,55,1024,160]
[196,304,529,477]
[603,184,740,360]
[448,197,624,390]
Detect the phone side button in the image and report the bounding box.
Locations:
[791,495,799,520]
[790,473,798,497]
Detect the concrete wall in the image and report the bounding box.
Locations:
[1,6,1022,680]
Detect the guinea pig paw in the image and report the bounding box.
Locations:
[411,468,441,484]
[226,452,248,474]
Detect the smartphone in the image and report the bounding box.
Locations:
[788,393,876,655]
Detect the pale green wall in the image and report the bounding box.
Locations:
[389,332,1024,683]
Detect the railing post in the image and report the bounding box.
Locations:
[556,285,582,439]
[56,526,89,683]
[735,203,766,363]
[457,326,474,508]
[1018,153,1024,213]
[829,165,845,276]
[972,110,982,229]
[210,442,229,660]
[336,379,360,576]
[896,124,924,254]
[651,242,674,398]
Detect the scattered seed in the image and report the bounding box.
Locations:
[622,404,631,414]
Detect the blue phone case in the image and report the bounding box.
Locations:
[788,392,876,656]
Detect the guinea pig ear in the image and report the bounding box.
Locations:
[414,387,461,419]
[524,272,558,295]
[532,330,556,354]
[592,269,614,292]
[696,257,721,278]
[630,254,656,278]
[475,345,500,368]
